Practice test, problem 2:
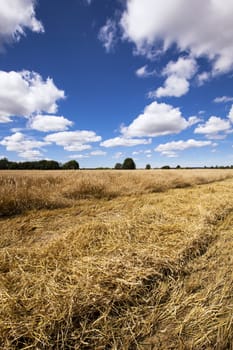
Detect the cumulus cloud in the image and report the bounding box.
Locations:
[133,149,151,156]
[68,154,89,159]
[121,0,233,74]
[0,0,44,49]
[121,101,192,138]
[228,105,233,123]
[18,149,42,159]
[149,57,197,98]
[153,75,189,98]
[45,130,101,151]
[155,139,212,157]
[101,136,151,148]
[194,116,231,138]
[0,116,12,123]
[214,96,233,103]
[112,152,124,159]
[98,19,117,53]
[135,65,156,78]
[68,150,107,159]
[29,115,73,132]
[0,132,47,159]
[197,72,211,86]
[162,57,197,78]
[188,116,201,126]
[90,150,107,156]
[0,70,65,120]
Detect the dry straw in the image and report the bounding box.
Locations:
[0,169,233,349]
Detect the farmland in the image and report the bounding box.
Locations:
[0,169,233,349]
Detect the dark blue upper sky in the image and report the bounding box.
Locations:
[0,0,233,167]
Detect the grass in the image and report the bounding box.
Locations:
[0,169,232,216]
[0,169,233,349]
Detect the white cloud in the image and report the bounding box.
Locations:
[228,105,233,123]
[0,116,12,123]
[194,116,231,138]
[69,154,89,159]
[121,0,233,74]
[68,150,107,158]
[150,57,197,98]
[188,116,201,126]
[0,0,44,49]
[214,96,233,104]
[153,75,189,98]
[98,19,117,53]
[90,150,107,156]
[29,115,73,132]
[0,70,65,120]
[10,128,24,133]
[121,101,190,137]
[155,139,212,157]
[163,56,197,78]
[101,136,151,148]
[160,151,178,158]
[112,152,124,159]
[65,144,92,152]
[18,149,42,160]
[0,132,47,159]
[132,149,151,156]
[45,130,101,151]
[135,65,156,78]
[197,72,211,86]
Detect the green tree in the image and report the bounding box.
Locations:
[8,161,18,169]
[114,162,122,169]
[62,160,79,169]
[145,164,151,170]
[122,158,136,169]
[0,158,9,169]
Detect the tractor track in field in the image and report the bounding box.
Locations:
[1,178,233,349]
[140,210,233,350]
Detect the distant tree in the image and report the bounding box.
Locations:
[176,165,181,169]
[0,158,9,169]
[46,160,60,170]
[62,160,79,170]
[8,161,18,169]
[122,158,136,169]
[37,160,49,170]
[161,165,170,169]
[114,162,122,169]
[145,164,151,170]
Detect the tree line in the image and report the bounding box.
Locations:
[1,157,233,170]
[0,158,79,170]
[0,157,138,170]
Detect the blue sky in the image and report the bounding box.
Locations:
[0,0,233,168]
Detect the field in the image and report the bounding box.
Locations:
[0,169,233,349]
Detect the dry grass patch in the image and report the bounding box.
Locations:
[0,171,233,349]
[0,169,233,216]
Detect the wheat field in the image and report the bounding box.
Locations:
[0,169,233,349]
